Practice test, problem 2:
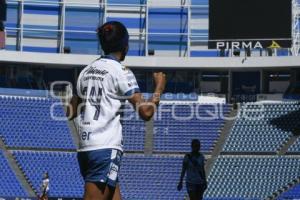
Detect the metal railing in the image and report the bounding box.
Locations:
[4,0,300,57]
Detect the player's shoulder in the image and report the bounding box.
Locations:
[109,63,134,80]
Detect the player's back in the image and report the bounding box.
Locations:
[76,56,139,152]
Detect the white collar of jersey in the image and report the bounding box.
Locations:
[101,55,120,63]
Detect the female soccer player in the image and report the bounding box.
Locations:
[67,21,166,200]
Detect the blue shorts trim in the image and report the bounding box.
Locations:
[77,149,123,188]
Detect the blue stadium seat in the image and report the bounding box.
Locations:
[13,151,186,199]
[223,102,299,153]
[0,150,28,197]
[153,103,230,153]
[288,137,300,153]
[205,155,300,199]
[119,154,186,200]
[0,95,76,150]
[122,104,145,151]
[278,183,300,199]
[13,151,84,197]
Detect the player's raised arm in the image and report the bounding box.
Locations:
[128,72,166,121]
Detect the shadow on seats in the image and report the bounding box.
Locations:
[270,104,300,136]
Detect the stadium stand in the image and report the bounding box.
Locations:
[5,0,60,52]
[190,0,221,57]
[4,0,217,57]
[205,155,300,199]
[0,150,28,197]
[119,154,185,200]
[106,0,146,56]
[22,2,60,53]
[223,102,300,152]
[1,0,300,200]
[122,104,145,151]
[278,183,300,200]
[13,150,84,197]
[65,3,100,55]
[148,5,187,57]
[12,151,186,199]
[0,95,76,150]
[5,0,18,51]
[154,103,231,153]
[0,89,146,151]
[288,137,300,153]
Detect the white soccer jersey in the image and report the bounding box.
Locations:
[42,178,49,192]
[75,56,140,152]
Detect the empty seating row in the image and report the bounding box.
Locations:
[120,154,185,200]
[0,95,76,150]
[12,151,186,199]
[288,137,300,153]
[0,150,28,197]
[154,104,230,153]
[204,155,300,199]
[13,150,84,197]
[0,95,144,152]
[223,102,299,152]
[122,104,145,151]
[278,183,300,199]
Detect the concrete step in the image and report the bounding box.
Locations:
[278,135,299,155]
[205,105,237,174]
[144,118,154,155]
[0,138,36,197]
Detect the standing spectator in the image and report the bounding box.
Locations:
[0,21,5,49]
[0,21,3,31]
[40,172,49,200]
[0,0,6,49]
[177,139,207,200]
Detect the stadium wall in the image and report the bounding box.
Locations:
[1,51,300,69]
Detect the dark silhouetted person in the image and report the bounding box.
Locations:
[0,21,4,49]
[178,139,207,200]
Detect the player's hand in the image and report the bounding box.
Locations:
[177,181,183,191]
[153,72,166,92]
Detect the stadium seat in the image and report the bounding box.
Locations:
[119,154,186,200]
[278,183,300,199]
[153,103,231,153]
[0,150,28,197]
[223,102,300,153]
[204,155,300,199]
[288,137,300,153]
[13,151,186,199]
[0,95,76,150]
[13,150,84,197]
